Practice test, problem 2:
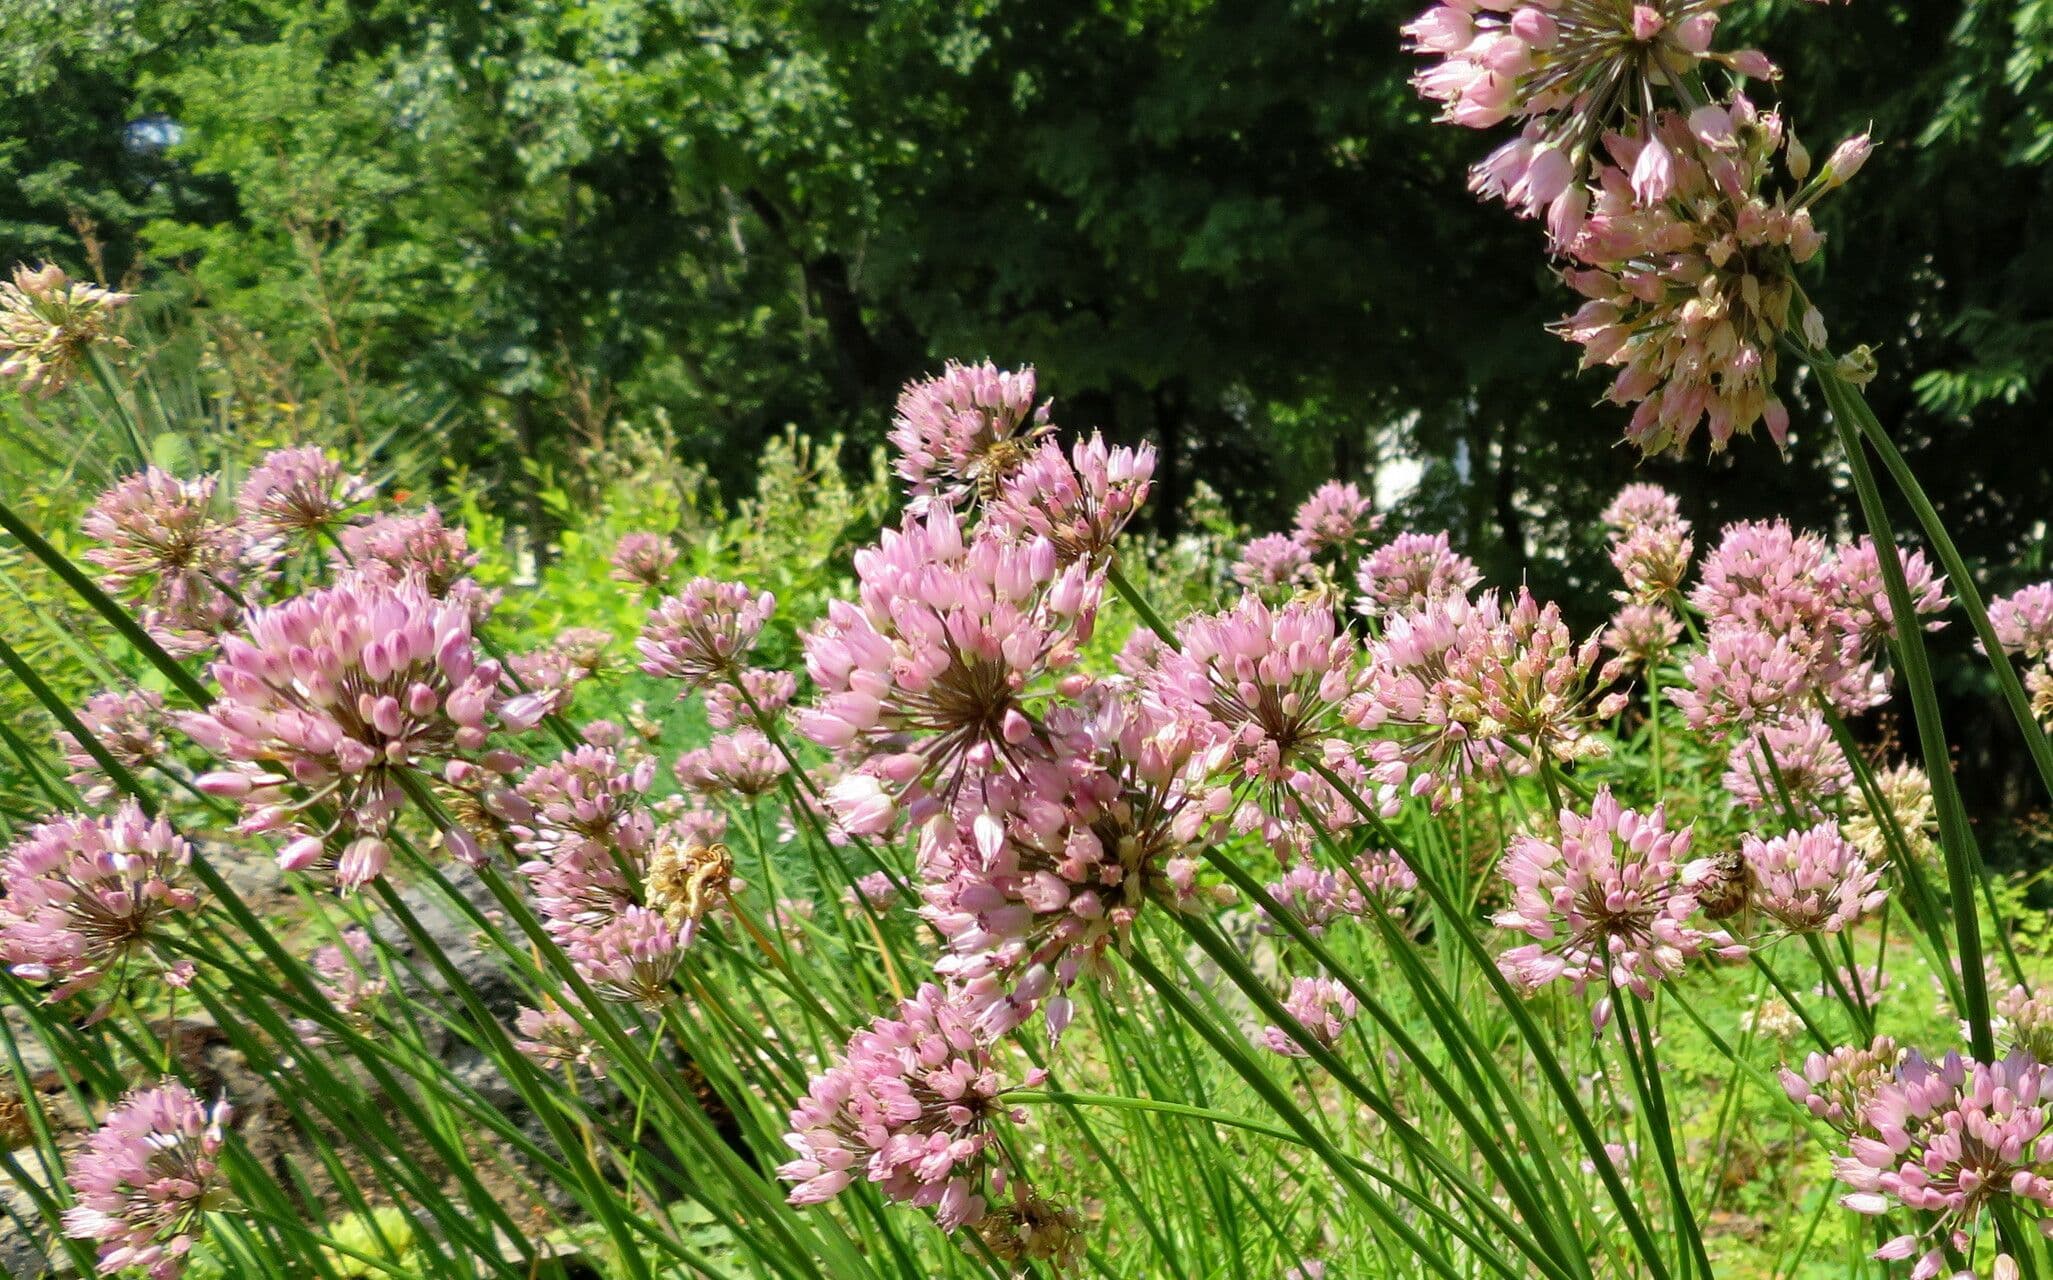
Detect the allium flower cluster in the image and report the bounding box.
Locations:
[984,433,1154,568]
[889,361,1051,514]
[1609,520,1693,604]
[237,446,371,546]
[1351,588,1621,805]
[1555,100,1840,455]
[1260,977,1360,1058]
[0,262,131,396]
[62,1083,229,1280]
[675,728,789,797]
[798,507,1098,822]
[1991,582,2053,726]
[1292,481,1381,553]
[515,1002,606,1077]
[1232,533,1313,595]
[1600,483,1683,535]
[185,574,541,890]
[305,928,385,1034]
[1722,712,1852,816]
[780,983,1027,1229]
[637,578,777,693]
[83,469,258,656]
[1739,822,1885,934]
[1842,761,1939,868]
[1997,985,2053,1063]
[920,687,1216,1040]
[56,687,168,803]
[1353,531,1480,618]
[1832,1050,2053,1277]
[609,532,678,590]
[509,626,614,716]
[513,746,657,942]
[1262,848,1417,935]
[1495,789,1743,1023]
[567,906,686,1005]
[0,804,198,1000]
[703,667,798,730]
[1601,602,1682,669]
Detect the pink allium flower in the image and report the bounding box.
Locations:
[83,469,256,656]
[1351,588,1622,805]
[1495,788,1743,1023]
[0,263,130,396]
[1261,849,1416,935]
[609,532,679,590]
[842,870,901,912]
[889,361,1051,514]
[637,578,777,693]
[568,905,685,1005]
[56,687,168,804]
[1600,483,1683,535]
[1291,481,1381,553]
[515,1002,606,1077]
[1260,977,1360,1058]
[1739,822,1885,933]
[1990,584,2053,661]
[237,446,371,545]
[1601,602,1682,669]
[1671,625,1819,731]
[508,626,614,716]
[335,507,496,618]
[675,728,790,798]
[919,687,1215,1039]
[62,1083,229,1279]
[1352,531,1480,617]
[513,746,656,940]
[291,927,387,1044]
[1609,520,1693,603]
[0,803,198,1000]
[183,575,540,889]
[1231,533,1313,595]
[779,983,1023,1229]
[1833,1050,2053,1277]
[1556,100,1835,455]
[985,433,1155,567]
[1691,519,1834,634]
[1722,713,1853,816]
[1998,985,2053,1063]
[704,667,799,730]
[1827,538,1949,647]
[797,509,1098,820]
[1779,1035,1901,1136]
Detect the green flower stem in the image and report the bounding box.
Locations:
[1106,558,1180,650]
[1617,988,1712,1280]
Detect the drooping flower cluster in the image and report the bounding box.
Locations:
[514,1001,606,1077]
[236,446,371,547]
[1351,588,1622,805]
[565,906,687,1006]
[1259,977,1360,1058]
[798,507,1098,823]
[0,262,131,396]
[1991,582,2053,726]
[0,804,198,1000]
[918,687,1217,1039]
[1831,1049,2053,1277]
[62,1083,230,1280]
[185,574,541,889]
[638,579,777,693]
[1353,531,1480,618]
[83,469,260,656]
[609,532,679,590]
[888,361,1051,514]
[1738,822,1885,934]
[1674,518,1947,732]
[336,507,497,620]
[56,687,168,804]
[1496,788,1743,1024]
[780,984,1028,1229]
[984,433,1155,568]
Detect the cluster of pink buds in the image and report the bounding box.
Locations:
[1674,518,1947,732]
[889,361,1052,514]
[703,668,797,730]
[1738,822,1885,934]
[1991,582,2053,727]
[0,803,199,1001]
[637,578,777,693]
[509,626,614,717]
[1721,712,1852,817]
[1259,976,1360,1058]
[514,1001,607,1077]
[1292,481,1382,555]
[1261,847,1417,936]
[0,262,131,396]
[674,728,789,797]
[236,446,372,548]
[780,983,1034,1229]
[1495,788,1744,1025]
[1779,1035,1903,1136]
[512,746,657,944]
[185,574,543,890]
[1351,588,1622,805]
[609,532,679,590]
[56,687,169,804]
[1829,1049,2053,1278]
[336,507,499,621]
[984,433,1155,568]
[62,1082,230,1279]
[1232,533,1313,597]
